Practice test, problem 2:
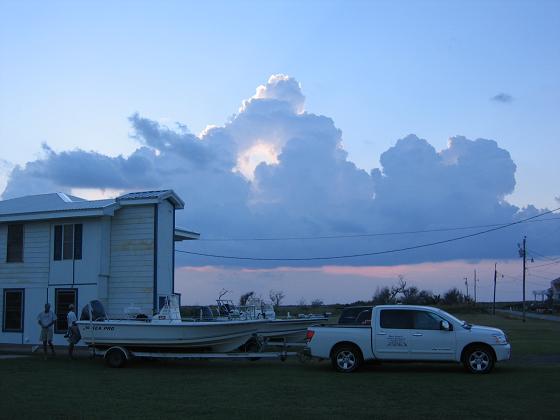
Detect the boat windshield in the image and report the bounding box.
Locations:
[80,300,108,321]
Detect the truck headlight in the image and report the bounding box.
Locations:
[492,334,508,344]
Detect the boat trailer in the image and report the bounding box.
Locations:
[90,338,304,368]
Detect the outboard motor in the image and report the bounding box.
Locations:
[80,300,108,321]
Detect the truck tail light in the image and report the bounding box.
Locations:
[306,330,315,342]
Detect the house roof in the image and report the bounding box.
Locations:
[174,227,200,241]
[118,190,184,209]
[0,190,185,222]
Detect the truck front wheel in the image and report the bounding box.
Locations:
[463,345,494,374]
[331,345,361,373]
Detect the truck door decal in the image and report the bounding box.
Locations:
[387,335,407,347]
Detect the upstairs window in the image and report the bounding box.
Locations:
[53,224,82,261]
[6,224,24,263]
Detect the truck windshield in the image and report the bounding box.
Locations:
[434,308,467,327]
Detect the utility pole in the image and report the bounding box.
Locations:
[493,263,497,315]
[474,269,477,304]
[519,236,527,323]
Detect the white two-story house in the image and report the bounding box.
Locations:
[0,190,199,346]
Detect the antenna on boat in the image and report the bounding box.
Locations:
[218,288,231,300]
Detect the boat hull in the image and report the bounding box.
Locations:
[256,317,327,341]
[77,319,264,353]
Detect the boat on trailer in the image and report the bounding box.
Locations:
[77,296,266,353]
[215,296,328,342]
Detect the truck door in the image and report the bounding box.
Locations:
[374,309,412,360]
[408,310,456,361]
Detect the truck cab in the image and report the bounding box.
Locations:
[305,305,511,374]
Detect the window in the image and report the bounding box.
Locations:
[54,289,77,333]
[412,310,446,330]
[6,224,23,263]
[53,224,82,261]
[63,224,74,260]
[380,310,413,329]
[3,289,24,332]
[74,224,82,259]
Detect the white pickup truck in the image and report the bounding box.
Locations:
[305,305,511,374]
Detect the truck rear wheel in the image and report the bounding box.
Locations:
[463,345,494,374]
[331,345,361,373]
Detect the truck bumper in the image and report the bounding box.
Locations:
[494,344,511,361]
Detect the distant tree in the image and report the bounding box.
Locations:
[311,299,324,307]
[546,288,553,306]
[372,286,393,304]
[297,298,307,308]
[443,287,465,305]
[239,291,255,306]
[401,286,420,304]
[417,290,436,305]
[269,290,286,308]
[389,276,407,302]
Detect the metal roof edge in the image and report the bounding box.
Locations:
[0,209,108,223]
[174,227,200,241]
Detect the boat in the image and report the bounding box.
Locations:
[215,296,328,342]
[76,296,266,353]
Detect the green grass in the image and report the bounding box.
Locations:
[1,313,559,419]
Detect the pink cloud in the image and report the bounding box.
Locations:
[175,258,554,305]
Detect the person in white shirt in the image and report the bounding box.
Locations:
[66,304,80,360]
[37,303,57,360]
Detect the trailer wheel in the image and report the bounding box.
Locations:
[245,339,262,361]
[105,348,127,368]
[331,344,361,373]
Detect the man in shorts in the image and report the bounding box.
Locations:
[38,303,57,360]
[66,304,80,359]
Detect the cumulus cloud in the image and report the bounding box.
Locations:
[2,75,556,268]
[491,93,514,103]
[0,159,14,196]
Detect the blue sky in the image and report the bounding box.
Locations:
[1,0,559,207]
[1,1,559,302]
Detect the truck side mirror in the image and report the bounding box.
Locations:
[440,320,451,331]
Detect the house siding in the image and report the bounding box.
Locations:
[0,222,50,286]
[157,199,175,302]
[0,222,50,344]
[0,190,187,346]
[108,205,155,317]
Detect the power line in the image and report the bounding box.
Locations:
[176,207,560,262]
[530,259,560,269]
[528,272,555,281]
[194,216,560,242]
[527,248,560,262]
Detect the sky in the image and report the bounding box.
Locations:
[1,0,559,304]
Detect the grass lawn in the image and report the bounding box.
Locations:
[1,312,559,419]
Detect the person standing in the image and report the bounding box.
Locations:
[66,304,80,359]
[37,303,57,360]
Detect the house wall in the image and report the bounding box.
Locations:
[0,222,50,344]
[156,199,175,301]
[0,222,51,287]
[0,197,180,345]
[49,218,102,286]
[108,204,155,317]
